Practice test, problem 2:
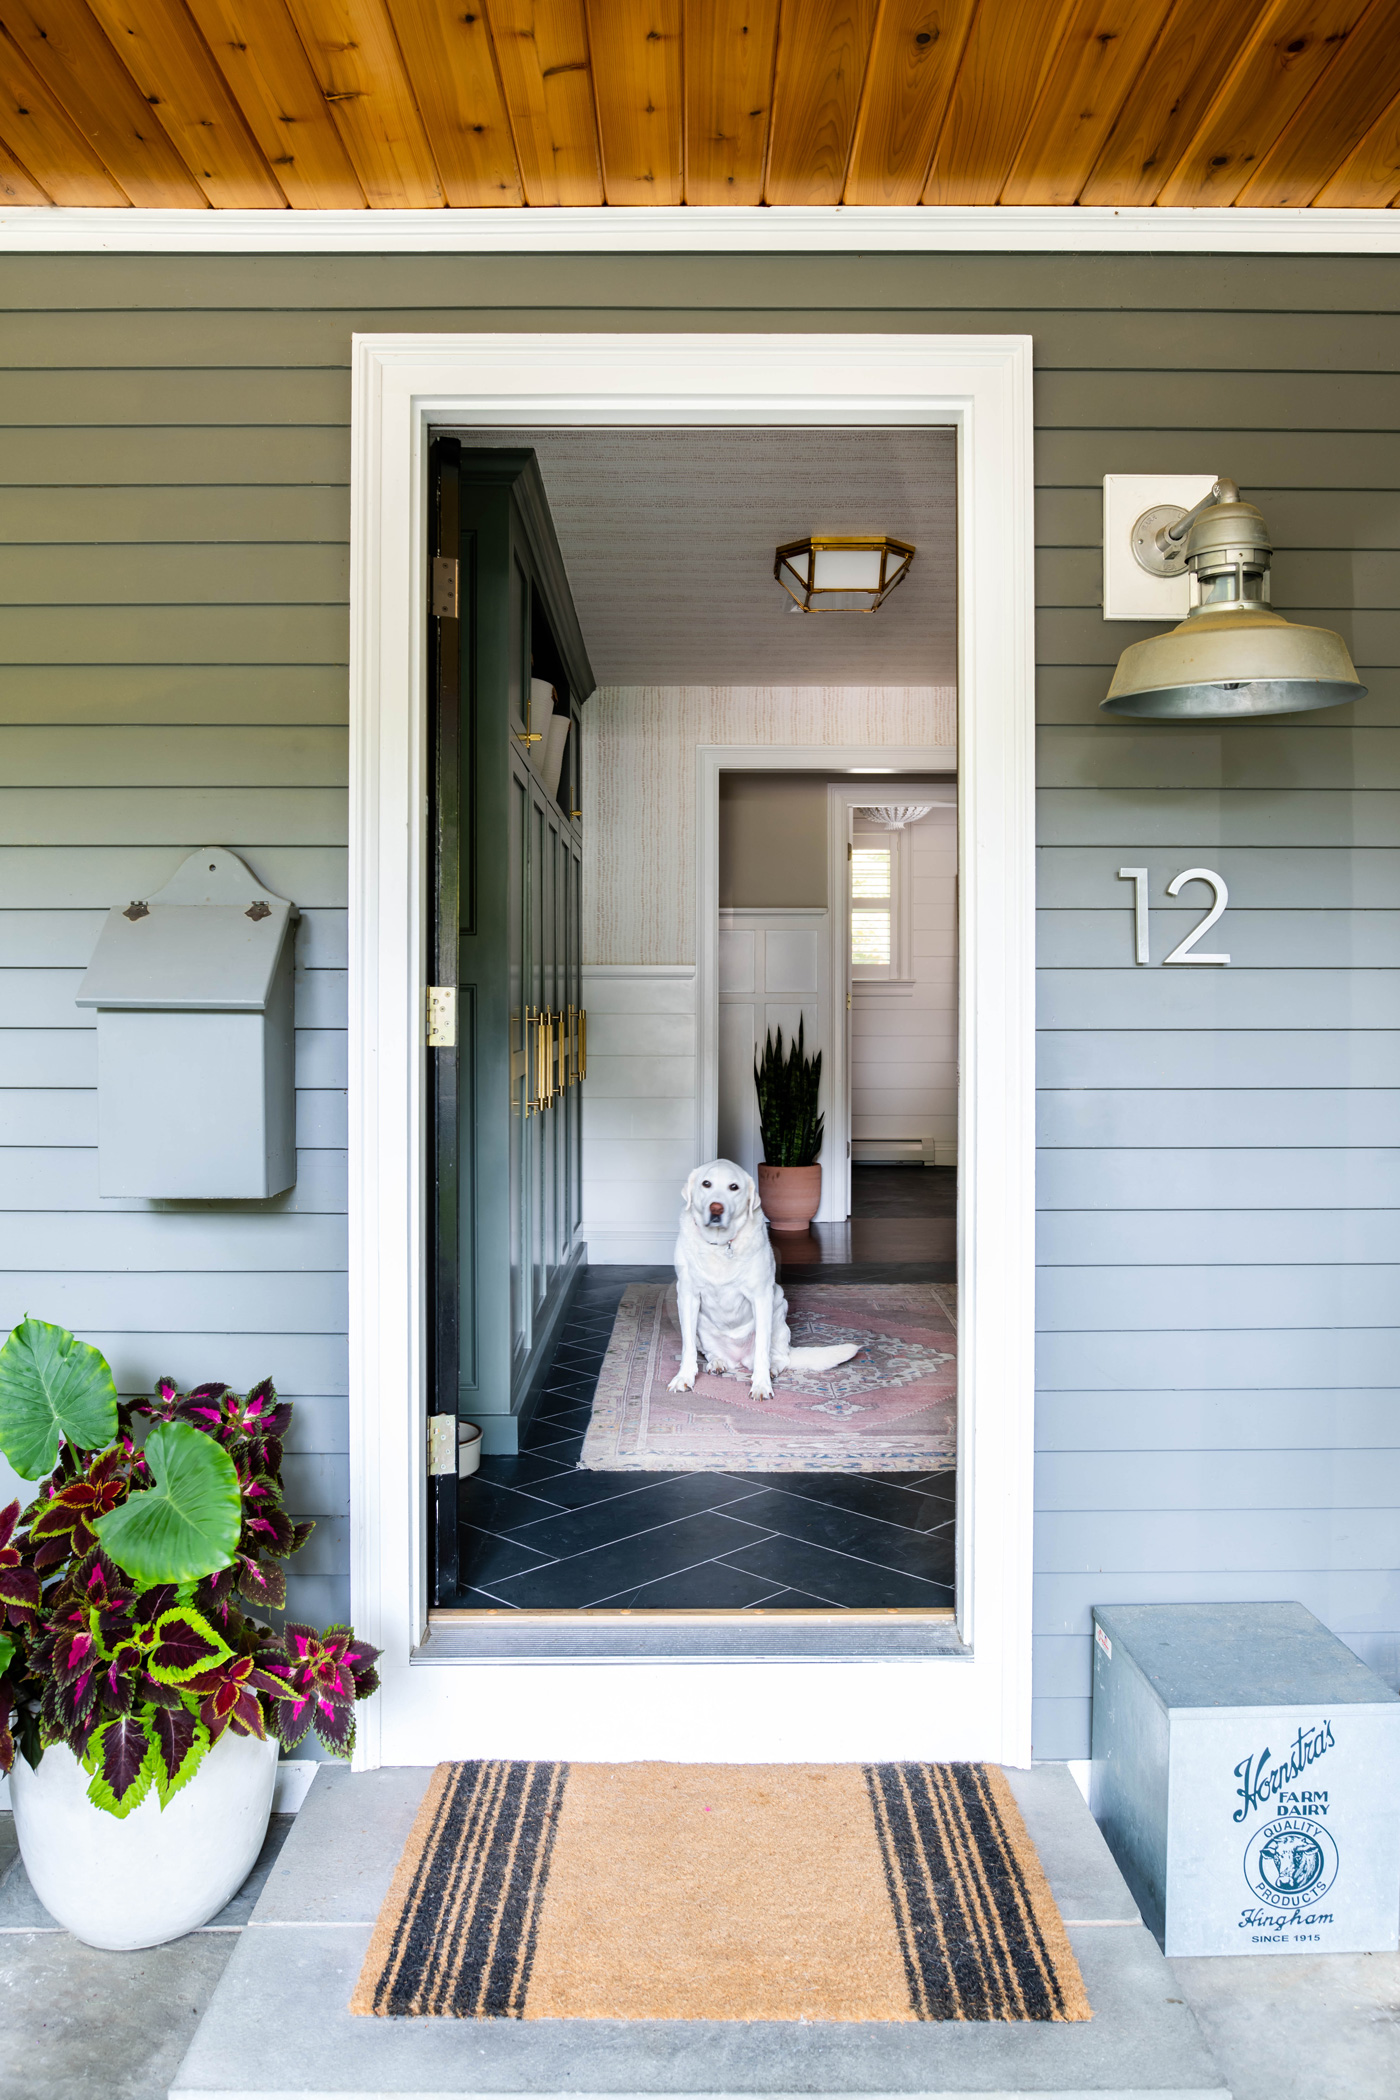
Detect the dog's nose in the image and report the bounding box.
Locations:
[708,1201,724,1220]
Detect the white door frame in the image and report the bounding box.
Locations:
[825,778,958,1209]
[349,332,1035,1770]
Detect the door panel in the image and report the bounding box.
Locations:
[428,440,594,1603]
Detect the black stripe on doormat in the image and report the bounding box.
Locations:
[864,1763,1090,2021]
[351,1760,569,2018]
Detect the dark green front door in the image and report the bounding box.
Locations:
[429,441,592,1603]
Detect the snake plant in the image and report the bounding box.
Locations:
[754,1019,824,1167]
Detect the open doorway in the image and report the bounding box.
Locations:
[351,330,1035,1764]
[433,423,961,1616]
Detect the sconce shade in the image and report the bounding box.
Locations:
[775,535,914,613]
[1103,603,1366,719]
[1103,480,1365,718]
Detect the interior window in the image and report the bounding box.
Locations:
[851,836,898,978]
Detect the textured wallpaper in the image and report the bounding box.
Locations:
[582,686,957,965]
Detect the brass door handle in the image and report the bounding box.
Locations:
[516,1006,542,1116]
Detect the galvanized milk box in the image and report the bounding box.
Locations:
[1090,1602,1400,1958]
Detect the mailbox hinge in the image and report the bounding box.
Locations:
[431,556,459,620]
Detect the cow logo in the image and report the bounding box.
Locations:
[1243,1817,1338,1910]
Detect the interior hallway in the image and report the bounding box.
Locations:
[454,1167,956,1612]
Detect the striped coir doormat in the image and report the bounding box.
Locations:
[351,1761,1090,2024]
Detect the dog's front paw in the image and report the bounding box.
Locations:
[749,1373,773,1401]
[668,1365,697,1394]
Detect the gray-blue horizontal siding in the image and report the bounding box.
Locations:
[0,254,1395,1745]
[1032,280,1400,1758]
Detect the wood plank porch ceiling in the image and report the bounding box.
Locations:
[2,0,1399,212]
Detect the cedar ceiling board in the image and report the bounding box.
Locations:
[1,0,207,205]
[585,0,682,205]
[1315,81,1400,203]
[1155,0,1366,207]
[1077,0,1253,207]
[280,0,444,206]
[486,0,603,206]
[683,0,780,206]
[81,0,287,203]
[181,0,366,208]
[1000,0,1178,206]
[386,0,523,204]
[0,25,130,201]
[0,123,50,198]
[766,0,880,206]
[922,0,1081,206]
[843,0,977,206]
[1236,0,1400,205]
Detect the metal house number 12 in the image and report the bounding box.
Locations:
[1117,868,1230,966]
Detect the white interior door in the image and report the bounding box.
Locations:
[717,907,832,1210]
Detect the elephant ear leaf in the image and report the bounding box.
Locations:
[0,1318,119,1479]
[94,1422,241,1587]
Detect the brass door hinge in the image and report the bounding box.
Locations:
[428,1413,456,1475]
[431,556,459,620]
[427,985,457,1047]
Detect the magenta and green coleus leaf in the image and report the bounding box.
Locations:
[0,1499,41,1629]
[0,1332,379,1814]
[259,1624,381,1758]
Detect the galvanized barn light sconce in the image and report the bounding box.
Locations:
[1102,479,1365,719]
[774,535,915,613]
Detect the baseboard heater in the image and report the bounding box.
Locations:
[851,1138,957,1167]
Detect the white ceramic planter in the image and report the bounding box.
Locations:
[10,1728,278,1950]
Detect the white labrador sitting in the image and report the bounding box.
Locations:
[667,1159,861,1401]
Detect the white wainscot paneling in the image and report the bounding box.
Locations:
[717,908,832,1214]
[581,964,696,1263]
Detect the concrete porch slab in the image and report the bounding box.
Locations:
[168,1763,1229,2100]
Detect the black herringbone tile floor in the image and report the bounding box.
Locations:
[455,1247,956,1612]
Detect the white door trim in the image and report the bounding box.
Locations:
[823,780,958,1209]
[349,332,1035,1770]
[697,749,956,1229]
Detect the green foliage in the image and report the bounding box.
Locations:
[0,1319,118,1480]
[0,1332,380,1816]
[94,1423,241,1587]
[753,1019,824,1168]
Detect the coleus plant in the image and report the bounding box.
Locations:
[0,1317,378,1817]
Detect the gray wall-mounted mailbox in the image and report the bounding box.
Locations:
[77,847,299,1199]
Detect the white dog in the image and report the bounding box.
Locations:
[667,1159,861,1401]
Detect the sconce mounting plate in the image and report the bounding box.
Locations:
[1103,474,1216,621]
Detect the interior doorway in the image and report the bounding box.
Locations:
[434,428,962,1616]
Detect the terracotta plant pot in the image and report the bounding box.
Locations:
[757,1162,822,1233]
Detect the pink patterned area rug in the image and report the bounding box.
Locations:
[579,1282,957,1473]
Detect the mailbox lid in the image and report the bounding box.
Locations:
[76,846,297,1013]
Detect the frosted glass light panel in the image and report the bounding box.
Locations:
[851,845,893,970]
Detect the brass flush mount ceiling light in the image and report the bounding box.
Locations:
[775,536,915,613]
[1103,480,1365,719]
